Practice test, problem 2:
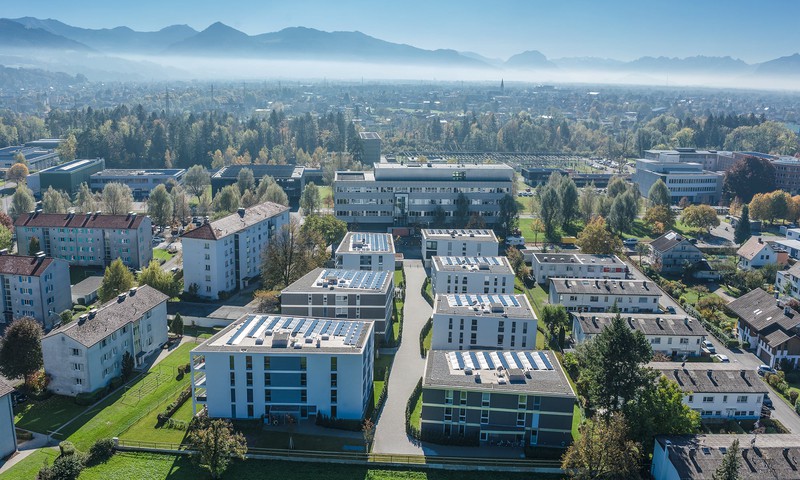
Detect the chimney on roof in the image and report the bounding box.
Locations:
[0,249,7,256]
[237,207,246,218]
[89,308,97,319]
[786,306,792,316]
[129,287,137,296]
[758,237,763,244]
[35,251,45,262]
[117,293,127,302]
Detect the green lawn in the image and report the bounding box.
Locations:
[56,343,194,450]
[0,448,59,480]
[250,431,363,452]
[152,248,175,262]
[394,268,404,288]
[571,404,583,441]
[410,391,423,431]
[374,380,386,409]
[183,325,222,339]
[14,394,87,435]
[374,353,395,380]
[69,266,104,285]
[422,328,432,354]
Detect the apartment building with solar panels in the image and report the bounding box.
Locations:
[334,232,395,272]
[190,314,374,422]
[431,294,537,351]
[430,256,514,296]
[280,268,394,339]
[421,350,575,446]
[421,229,499,268]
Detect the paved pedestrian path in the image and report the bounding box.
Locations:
[372,260,430,455]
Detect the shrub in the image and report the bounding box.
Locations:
[790,390,799,406]
[109,376,123,389]
[87,438,115,465]
[561,352,579,380]
[41,452,85,480]
[72,305,88,312]
[314,413,362,431]
[74,387,106,406]
[725,338,740,349]
[796,398,800,415]
[778,381,790,394]
[156,386,192,426]
[59,441,77,457]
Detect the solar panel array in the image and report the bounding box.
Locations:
[425,229,493,237]
[446,294,521,308]
[446,351,554,372]
[316,269,389,290]
[439,256,503,266]
[225,314,367,347]
[349,232,392,252]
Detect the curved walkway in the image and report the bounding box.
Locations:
[372,260,430,455]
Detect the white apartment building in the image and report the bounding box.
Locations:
[530,253,627,285]
[777,263,800,301]
[421,229,499,267]
[0,380,15,459]
[190,314,374,422]
[0,252,71,329]
[14,211,152,269]
[181,202,289,299]
[334,162,514,229]
[549,278,661,313]
[651,363,766,420]
[334,232,395,272]
[431,256,514,296]
[431,294,537,351]
[572,313,707,357]
[42,286,169,396]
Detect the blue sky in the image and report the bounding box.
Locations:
[4,0,798,62]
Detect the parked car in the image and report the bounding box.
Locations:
[758,365,777,376]
[506,235,525,247]
[763,394,774,409]
[152,236,165,244]
[623,238,638,247]
[712,354,730,363]
[665,306,676,314]
[702,340,716,354]
[11,391,27,406]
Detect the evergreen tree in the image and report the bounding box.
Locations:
[713,439,740,480]
[559,177,579,228]
[122,351,134,379]
[171,313,184,336]
[28,236,41,255]
[539,185,562,242]
[734,204,752,245]
[648,179,672,207]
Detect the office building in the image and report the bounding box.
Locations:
[280,268,394,339]
[37,158,106,196]
[0,143,60,170]
[334,162,514,229]
[651,362,766,420]
[335,232,395,272]
[181,202,289,299]
[572,313,707,357]
[633,158,723,205]
[190,314,374,421]
[90,169,186,199]
[430,256,514,296]
[358,132,382,165]
[211,165,309,205]
[549,278,660,313]
[643,149,721,171]
[431,294,537,351]
[0,252,71,329]
[14,211,152,269]
[530,253,626,285]
[421,229,499,267]
[42,286,169,396]
[421,350,575,446]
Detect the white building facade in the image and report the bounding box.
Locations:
[549,278,661,313]
[572,313,706,357]
[530,253,627,285]
[431,256,514,296]
[181,202,289,299]
[334,232,395,272]
[431,294,537,351]
[0,253,71,329]
[421,229,499,267]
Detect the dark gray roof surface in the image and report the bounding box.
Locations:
[15,211,146,229]
[650,230,697,253]
[181,201,288,240]
[650,363,767,394]
[574,313,706,336]
[549,278,659,296]
[727,288,800,334]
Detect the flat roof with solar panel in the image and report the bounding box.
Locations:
[424,349,575,396]
[282,268,393,293]
[431,256,513,274]
[336,232,395,254]
[435,293,536,319]
[193,314,372,353]
[422,229,498,242]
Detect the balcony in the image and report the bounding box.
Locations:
[194,387,207,403]
[193,374,206,388]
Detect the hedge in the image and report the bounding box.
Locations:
[157,386,191,426]
[421,277,433,306]
[405,378,423,439]
[419,317,432,358]
[75,387,108,406]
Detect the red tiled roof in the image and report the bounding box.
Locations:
[14,212,146,230]
[0,255,54,276]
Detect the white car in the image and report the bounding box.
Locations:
[702,340,716,354]
[712,354,730,363]
[506,236,525,247]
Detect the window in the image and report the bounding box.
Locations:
[480,410,489,424]
[703,396,714,403]
[246,389,253,403]
[331,373,338,387]
[230,388,236,402]
[300,357,307,370]
[264,373,271,386]
[737,395,748,403]
[230,372,236,386]
[445,390,454,405]
[460,391,467,405]
[229,356,235,370]
[517,412,526,427]
[331,390,338,403]
[246,356,252,370]
[680,338,689,344]
[482,392,490,407]
[71,348,80,356]
[247,404,254,418]
[265,390,272,402]
[75,378,83,385]
[246,372,253,387]
[300,373,307,387]
[444,407,452,421]
[264,357,271,369]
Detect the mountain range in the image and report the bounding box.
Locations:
[4,17,800,79]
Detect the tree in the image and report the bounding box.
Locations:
[170,313,184,336]
[212,185,241,215]
[254,290,280,313]
[0,225,13,252]
[300,214,347,246]
[506,246,530,280]
[769,190,791,224]
[496,194,519,238]
[75,183,99,213]
[562,414,641,480]
[236,168,255,195]
[13,151,27,166]
[540,185,562,243]
[98,258,134,302]
[541,304,570,348]
[147,184,173,226]
[723,156,775,203]
[121,351,134,379]
[681,204,720,233]
[576,216,621,255]
[635,242,650,266]
[171,186,191,225]
[606,176,628,198]
[138,260,180,298]
[748,192,771,223]
[9,183,35,219]
[559,177,579,228]
[300,182,320,215]
[362,418,376,449]
[184,165,211,201]
[0,212,13,233]
[579,185,598,223]
[101,183,133,215]
[59,309,73,325]
[6,162,29,184]
[712,439,740,480]
[453,192,470,227]
[623,376,701,457]
[28,236,41,255]
[263,182,289,206]
[647,179,672,207]
[38,451,85,480]
[41,186,71,214]
[643,205,674,234]
[607,191,637,233]
[188,419,247,479]
[576,312,654,413]
[57,133,77,162]
[262,218,311,289]
[0,317,43,384]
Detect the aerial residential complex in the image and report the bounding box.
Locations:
[529,253,627,285]
[181,202,290,299]
[0,252,71,329]
[571,313,707,357]
[421,350,575,446]
[334,232,395,272]
[14,211,153,269]
[333,162,514,228]
[728,288,800,368]
[421,229,499,267]
[89,168,186,199]
[430,256,514,296]
[431,294,537,351]
[280,268,394,339]
[549,278,661,313]
[190,314,374,421]
[42,286,169,396]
